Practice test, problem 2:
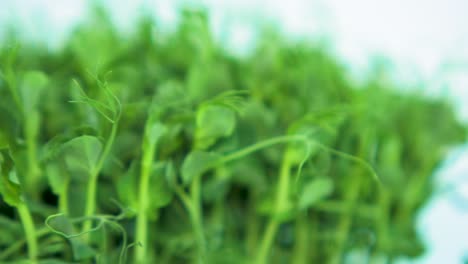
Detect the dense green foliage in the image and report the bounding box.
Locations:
[0,7,466,264]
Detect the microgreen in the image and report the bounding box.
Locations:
[0,6,466,264]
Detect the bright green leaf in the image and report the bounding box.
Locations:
[298,177,334,210]
[181,151,221,185]
[20,71,48,112]
[60,135,103,180]
[195,105,236,149]
[0,150,22,207]
[143,122,166,150]
[116,161,138,210]
[45,163,67,196]
[148,162,173,214]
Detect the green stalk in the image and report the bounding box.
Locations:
[174,135,307,264]
[17,202,38,264]
[19,109,40,263]
[24,111,41,197]
[82,120,119,236]
[219,135,306,164]
[58,177,69,215]
[329,129,373,264]
[376,189,391,253]
[174,183,206,264]
[190,175,206,263]
[256,150,292,264]
[328,181,361,264]
[134,139,157,264]
[292,212,309,264]
[256,219,280,264]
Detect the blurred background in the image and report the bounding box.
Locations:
[1,0,467,263]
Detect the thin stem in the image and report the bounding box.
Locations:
[25,112,41,197]
[292,212,309,264]
[58,177,69,215]
[256,151,292,264]
[82,172,99,239]
[329,184,361,264]
[19,109,41,264]
[82,119,119,236]
[219,135,306,164]
[276,151,292,213]
[134,143,156,263]
[175,184,206,263]
[329,130,373,264]
[17,202,38,264]
[190,175,206,263]
[255,219,279,264]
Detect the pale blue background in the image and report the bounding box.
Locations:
[1,1,468,263]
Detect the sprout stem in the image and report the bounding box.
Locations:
[82,119,119,237]
[256,151,292,264]
[17,202,38,264]
[134,140,157,263]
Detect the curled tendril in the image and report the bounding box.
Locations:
[69,70,122,124]
[45,203,134,264]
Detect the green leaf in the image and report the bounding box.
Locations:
[20,71,48,112]
[181,151,221,185]
[202,174,229,202]
[195,105,236,149]
[0,150,22,207]
[0,103,17,149]
[204,90,247,113]
[45,163,67,196]
[298,178,334,210]
[0,216,22,245]
[69,237,97,261]
[143,122,166,151]
[148,162,173,217]
[60,135,103,180]
[165,161,177,190]
[116,161,138,211]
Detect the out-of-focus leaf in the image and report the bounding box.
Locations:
[45,163,67,196]
[181,151,221,185]
[148,162,173,218]
[116,161,138,211]
[20,71,48,113]
[0,103,17,149]
[0,149,22,207]
[202,174,229,203]
[298,177,334,210]
[0,216,22,245]
[143,122,166,152]
[165,160,177,190]
[195,105,236,149]
[60,135,102,180]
